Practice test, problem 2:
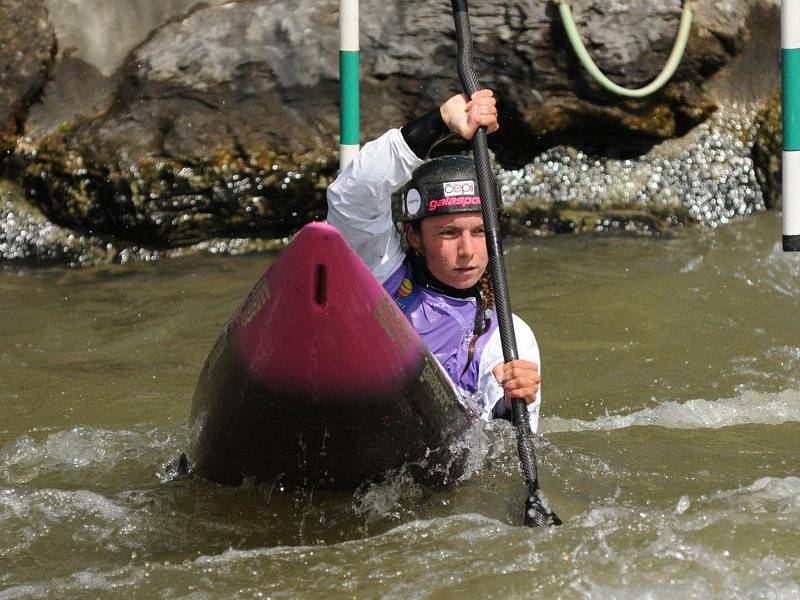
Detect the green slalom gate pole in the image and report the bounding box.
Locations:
[339,0,360,171]
[784,0,800,251]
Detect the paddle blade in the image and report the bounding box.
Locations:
[525,489,562,527]
[514,402,561,527]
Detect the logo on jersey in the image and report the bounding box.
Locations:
[397,277,414,298]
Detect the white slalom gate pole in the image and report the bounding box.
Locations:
[339,0,360,170]
[783,0,800,251]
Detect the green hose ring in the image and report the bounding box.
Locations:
[557,0,693,98]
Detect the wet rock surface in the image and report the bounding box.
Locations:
[0,181,100,265]
[752,93,781,211]
[0,0,784,264]
[0,180,288,267]
[0,0,55,151]
[498,107,764,236]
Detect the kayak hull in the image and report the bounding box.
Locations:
[189,222,469,489]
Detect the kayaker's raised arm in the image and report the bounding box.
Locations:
[326,91,499,283]
[402,89,499,158]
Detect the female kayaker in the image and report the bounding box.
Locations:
[327,90,542,430]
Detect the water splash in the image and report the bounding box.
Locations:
[351,422,494,523]
[352,469,425,523]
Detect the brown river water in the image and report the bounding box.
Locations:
[1,212,799,598]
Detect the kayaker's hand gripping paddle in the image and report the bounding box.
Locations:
[450,0,561,528]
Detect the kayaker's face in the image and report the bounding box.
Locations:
[407,213,488,289]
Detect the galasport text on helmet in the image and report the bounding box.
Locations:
[398,155,499,222]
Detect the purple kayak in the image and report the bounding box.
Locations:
[188,222,470,488]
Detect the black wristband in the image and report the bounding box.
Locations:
[401,108,453,159]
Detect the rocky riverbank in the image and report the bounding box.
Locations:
[0,0,783,265]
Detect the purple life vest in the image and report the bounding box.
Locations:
[384,262,498,395]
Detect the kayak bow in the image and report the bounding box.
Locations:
[189,222,470,489]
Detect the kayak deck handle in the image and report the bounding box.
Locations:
[315,264,327,306]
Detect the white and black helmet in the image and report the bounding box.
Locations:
[398,155,495,222]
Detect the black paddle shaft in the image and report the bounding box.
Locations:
[450,0,561,528]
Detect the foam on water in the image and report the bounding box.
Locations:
[0,426,185,485]
[566,476,800,598]
[4,478,798,598]
[709,475,800,514]
[0,487,129,561]
[542,388,800,433]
